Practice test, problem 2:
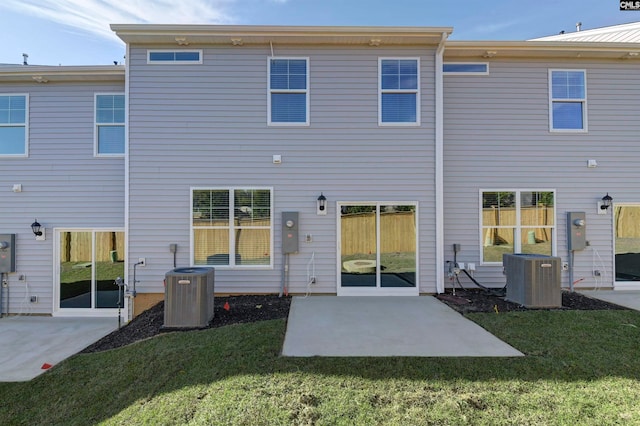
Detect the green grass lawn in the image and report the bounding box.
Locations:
[2,310,640,425]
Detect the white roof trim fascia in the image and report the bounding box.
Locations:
[110,24,454,36]
[110,24,454,46]
[0,65,125,82]
[444,40,640,59]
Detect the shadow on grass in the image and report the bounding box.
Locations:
[2,309,640,424]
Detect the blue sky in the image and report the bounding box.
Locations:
[0,0,638,66]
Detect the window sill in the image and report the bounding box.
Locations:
[268,122,310,127]
[549,128,588,134]
[378,122,421,127]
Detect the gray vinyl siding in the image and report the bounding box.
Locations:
[443,58,640,289]
[127,45,438,295]
[0,82,125,314]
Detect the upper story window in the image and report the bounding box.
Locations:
[481,190,556,264]
[147,50,202,64]
[443,63,489,75]
[95,94,125,156]
[268,57,309,125]
[549,70,587,132]
[192,188,273,268]
[0,94,28,157]
[379,58,420,126]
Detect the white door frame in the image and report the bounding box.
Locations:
[53,228,125,317]
[337,201,419,296]
[613,203,640,290]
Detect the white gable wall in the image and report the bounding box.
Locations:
[0,82,125,314]
[443,58,640,289]
[127,44,439,295]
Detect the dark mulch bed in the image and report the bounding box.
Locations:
[81,295,291,353]
[436,289,628,315]
[82,290,627,353]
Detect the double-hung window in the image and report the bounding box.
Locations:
[379,58,420,125]
[0,94,28,156]
[268,57,309,125]
[95,94,125,156]
[549,70,587,132]
[481,190,556,264]
[192,188,273,267]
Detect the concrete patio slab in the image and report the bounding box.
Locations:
[282,296,523,357]
[579,290,640,311]
[0,316,117,382]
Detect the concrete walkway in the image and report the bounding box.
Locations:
[0,316,117,382]
[282,296,524,357]
[579,290,640,310]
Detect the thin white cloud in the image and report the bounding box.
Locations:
[472,19,523,35]
[0,0,236,42]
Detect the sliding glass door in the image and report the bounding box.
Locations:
[615,205,640,288]
[57,229,125,312]
[338,203,418,295]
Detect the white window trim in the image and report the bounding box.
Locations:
[443,62,489,75]
[378,57,421,127]
[147,49,203,64]
[267,57,310,126]
[479,189,557,265]
[548,69,588,133]
[190,187,274,269]
[0,93,29,158]
[614,203,640,290]
[94,93,125,157]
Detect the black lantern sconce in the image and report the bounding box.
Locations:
[317,193,327,216]
[31,219,45,240]
[598,193,613,214]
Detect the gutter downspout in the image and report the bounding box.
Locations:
[435,32,448,294]
[124,42,132,323]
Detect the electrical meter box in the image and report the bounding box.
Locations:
[567,212,586,251]
[282,212,299,254]
[0,234,16,273]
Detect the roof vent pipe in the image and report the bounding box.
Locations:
[22,53,28,65]
[576,22,582,32]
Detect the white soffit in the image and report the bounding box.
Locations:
[110,24,453,46]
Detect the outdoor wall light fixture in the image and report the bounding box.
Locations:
[597,193,613,215]
[31,220,42,237]
[317,193,327,216]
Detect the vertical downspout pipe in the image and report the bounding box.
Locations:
[435,32,448,294]
[123,42,132,322]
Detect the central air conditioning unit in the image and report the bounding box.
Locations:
[503,254,561,308]
[164,267,215,328]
